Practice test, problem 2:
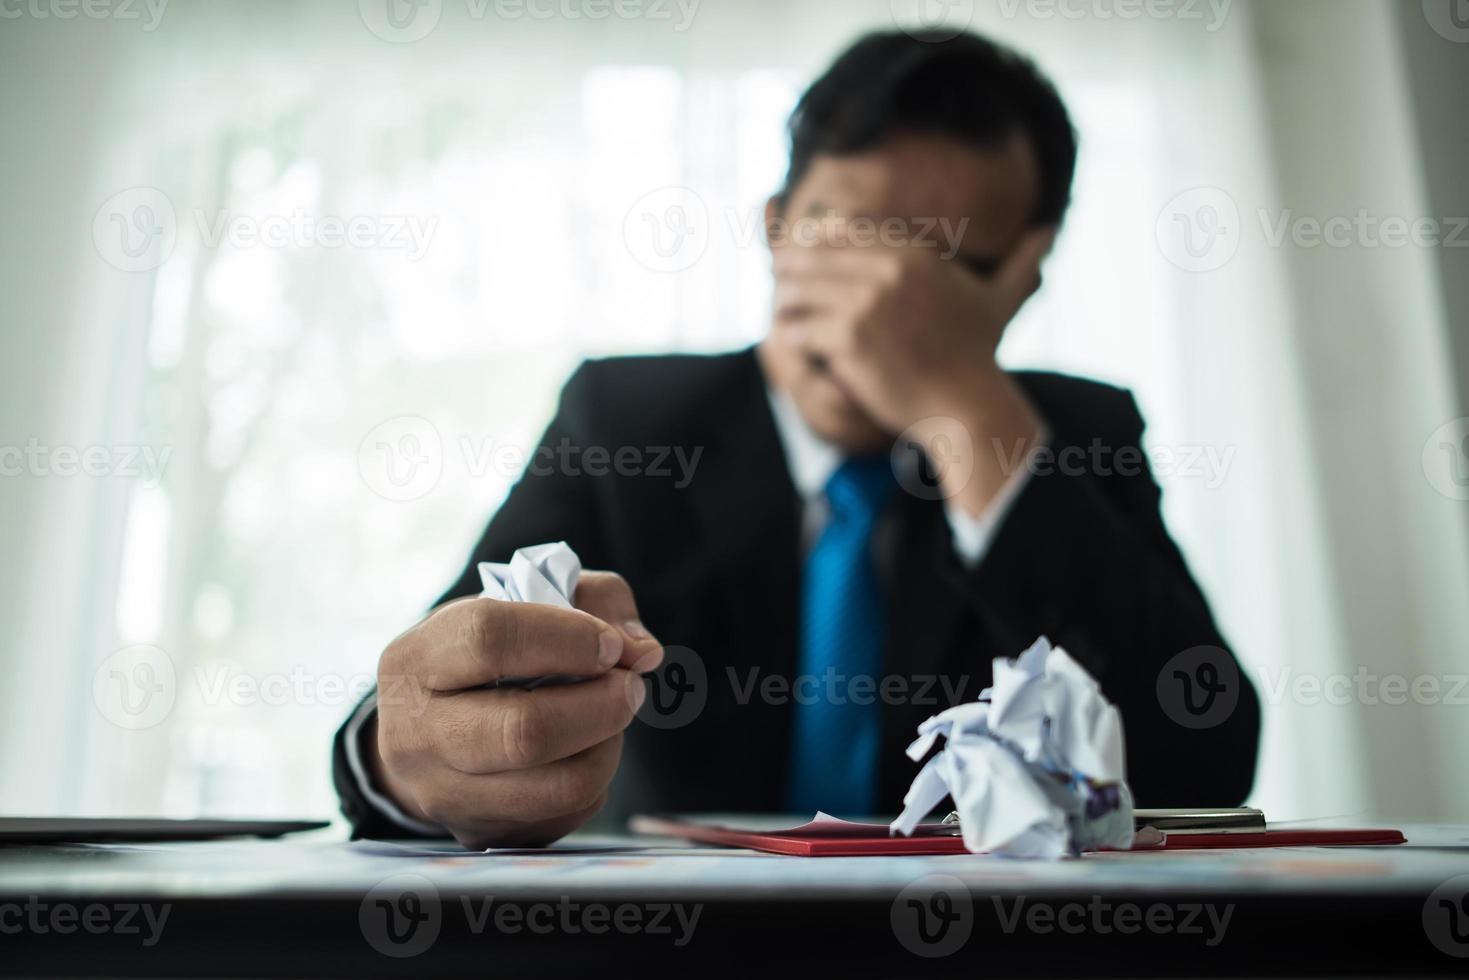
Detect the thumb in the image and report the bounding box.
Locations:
[573,571,665,673]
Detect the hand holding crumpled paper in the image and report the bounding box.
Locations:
[890,637,1135,859]
[477,541,583,688]
[478,540,581,609]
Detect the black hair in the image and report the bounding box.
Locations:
[778,30,1077,226]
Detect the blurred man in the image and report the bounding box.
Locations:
[334,30,1259,848]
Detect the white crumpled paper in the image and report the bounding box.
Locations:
[478,540,581,608]
[890,636,1135,859]
[477,541,583,688]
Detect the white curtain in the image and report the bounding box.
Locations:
[1,0,1464,824]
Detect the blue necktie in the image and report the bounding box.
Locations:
[784,455,896,817]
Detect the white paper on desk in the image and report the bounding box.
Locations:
[477,542,583,688]
[349,838,653,858]
[891,636,1134,859]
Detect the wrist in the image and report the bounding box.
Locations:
[922,366,1045,517]
[364,715,436,826]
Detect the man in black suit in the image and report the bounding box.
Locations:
[334,30,1259,847]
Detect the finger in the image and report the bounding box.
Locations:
[773,242,891,282]
[415,597,624,690]
[452,793,610,850]
[574,571,664,672]
[796,305,859,359]
[993,225,1057,312]
[773,279,860,323]
[434,668,643,773]
[443,735,624,825]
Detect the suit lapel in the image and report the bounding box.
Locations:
[687,348,803,808]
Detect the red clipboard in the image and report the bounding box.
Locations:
[629,815,1406,857]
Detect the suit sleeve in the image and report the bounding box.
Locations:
[331,362,608,836]
[962,391,1261,807]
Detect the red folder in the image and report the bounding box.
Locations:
[629,815,1405,857]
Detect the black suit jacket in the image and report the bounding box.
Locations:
[334,348,1260,836]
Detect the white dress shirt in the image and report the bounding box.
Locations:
[763,387,1034,566]
[345,384,1039,834]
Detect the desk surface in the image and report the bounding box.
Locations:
[4,823,1469,977]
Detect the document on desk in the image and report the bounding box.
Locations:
[349,838,661,858]
[630,813,1405,856]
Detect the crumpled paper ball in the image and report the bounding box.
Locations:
[478,541,580,608]
[889,636,1135,859]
